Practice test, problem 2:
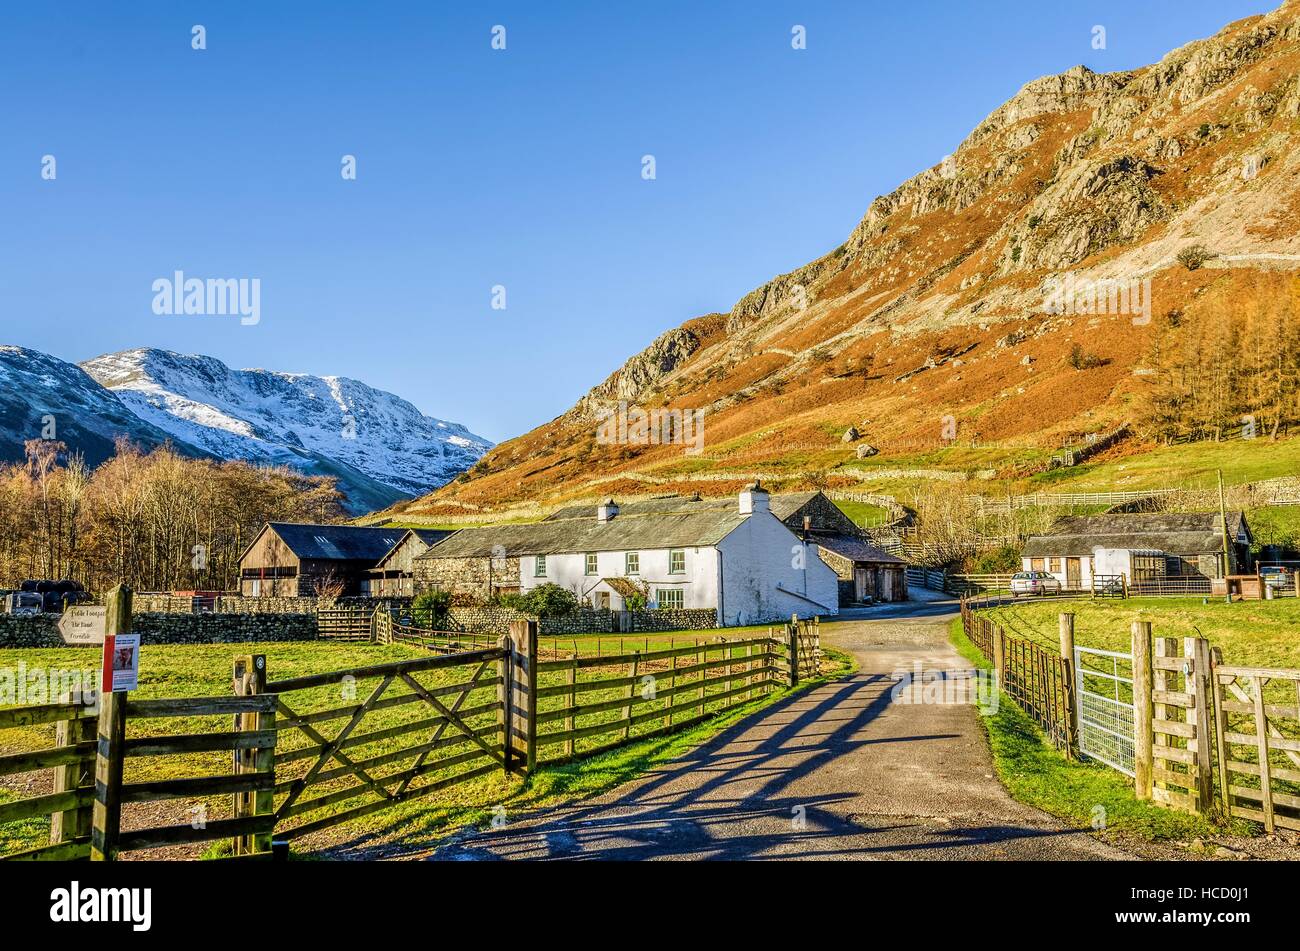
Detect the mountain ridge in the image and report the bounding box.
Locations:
[399,0,1300,517]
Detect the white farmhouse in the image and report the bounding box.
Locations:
[414,483,839,625]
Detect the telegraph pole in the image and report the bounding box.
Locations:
[1217,468,1232,580]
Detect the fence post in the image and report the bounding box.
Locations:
[497,633,514,774]
[991,625,1005,682]
[232,653,272,855]
[508,619,537,774]
[1132,621,1154,801]
[787,618,799,688]
[1058,613,1077,756]
[50,692,96,847]
[1186,637,1214,814]
[91,584,131,861]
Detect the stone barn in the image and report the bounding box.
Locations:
[364,528,457,596]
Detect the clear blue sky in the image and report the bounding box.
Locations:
[2,0,1268,442]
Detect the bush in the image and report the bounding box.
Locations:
[498,583,579,618]
[1068,343,1107,370]
[1176,245,1213,271]
[411,589,452,629]
[964,545,1023,574]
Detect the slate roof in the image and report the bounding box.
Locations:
[814,534,906,565]
[418,509,752,559]
[371,528,458,570]
[261,523,406,563]
[1022,512,1250,558]
[543,491,821,522]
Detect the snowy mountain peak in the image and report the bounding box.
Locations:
[77,348,492,513]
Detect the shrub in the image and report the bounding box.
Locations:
[964,545,1023,574]
[411,588,452,629]
[1176,245,1212,271]
[498,583,579,617]
[1068,343,1107,370]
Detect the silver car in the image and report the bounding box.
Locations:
[1010,571,1062,597]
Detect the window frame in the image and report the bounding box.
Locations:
[625,551,640,575]
[656,588,684,610]
[585,552,598,576]
[534,554,547,577]
[668,549,686,574]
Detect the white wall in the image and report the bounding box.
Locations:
[519,546,720,611]
[1021,554,1097,588]
[718,511,839,625]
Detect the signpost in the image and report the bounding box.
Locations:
[58,605,107,645]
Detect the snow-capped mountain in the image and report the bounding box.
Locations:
[79,348,492,512]
[0,345,196,466]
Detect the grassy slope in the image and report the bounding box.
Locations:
[948,618,1228,842]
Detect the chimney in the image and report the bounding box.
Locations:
[802,515,812,539]
[738,481,770,516]
[597,499,619,522]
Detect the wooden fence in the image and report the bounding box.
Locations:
[0,586,823,861]
[318,606,374,641]
[958,601,1075,750]
[964,598,1300,826]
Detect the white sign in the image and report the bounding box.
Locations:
[58,605,106,645]
[101,633,141,693]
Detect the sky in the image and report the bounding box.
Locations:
[1,0,1272,443]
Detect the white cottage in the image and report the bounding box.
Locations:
[415,484,839,625]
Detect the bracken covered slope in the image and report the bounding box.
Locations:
[402,1,1300,518]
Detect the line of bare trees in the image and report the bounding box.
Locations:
[0,439,345,594]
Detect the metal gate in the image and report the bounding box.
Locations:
[1074,645,1136,776]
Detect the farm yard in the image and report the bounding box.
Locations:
[0,624,846,861]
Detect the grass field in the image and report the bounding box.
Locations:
[1,632,849,859]
[976,597,1300,669]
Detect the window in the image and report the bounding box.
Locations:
[1048,557,1061,573]
[1030,558,1045,572]
[534,555,547,577]
[657,588,684,610]
[585,552,598,575]
[669,549,685,574]
[625,552,639,574]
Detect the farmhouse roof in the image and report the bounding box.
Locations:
[814,534,906,565]
[417,509,754,559]
[542,491,823,522]
[1022,512,1250,558]
[256,523,407,563]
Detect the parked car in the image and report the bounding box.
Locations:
[1010,571,1063,597]
[1260,566,1292,592]
[3,591,44,616]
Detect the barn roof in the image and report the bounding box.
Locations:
[814,534,906,565]
[371,528,458,570]
[257,523,406,563]
[1022,512,1250,558]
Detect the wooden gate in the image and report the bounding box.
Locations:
[260,644,511,842]
[1211,659,1300,832]
[318,606,375,641]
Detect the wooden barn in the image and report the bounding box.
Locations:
[237,523,405,597]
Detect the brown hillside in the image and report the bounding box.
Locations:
[402,2,1300,518]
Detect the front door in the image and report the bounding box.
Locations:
[854,568,869,602]
[1066,558,1082,590]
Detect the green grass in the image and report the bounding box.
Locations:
[1027,434,1300,493]
[1,635,849,858]
[977,596,1300,669]
[831,499,892,528]
[949,619,1229,842]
